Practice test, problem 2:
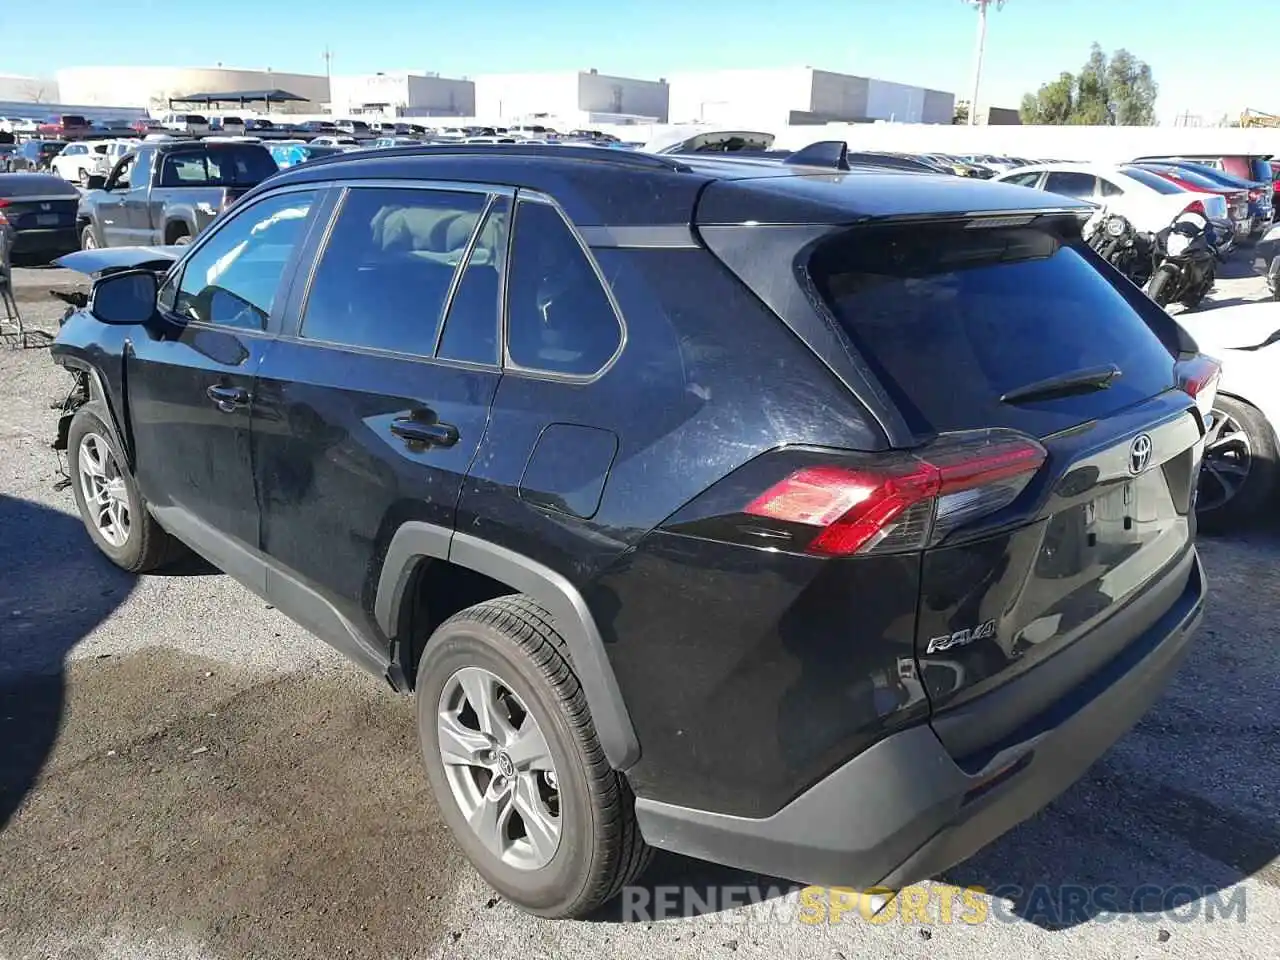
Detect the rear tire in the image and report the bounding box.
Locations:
[1146,264,1179,307]
[1197,394,1278,534]
[415,595,652,918]
[67,409,187,573]
[79,223,98,250]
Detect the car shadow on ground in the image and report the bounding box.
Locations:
[941,518,1280,930]
[0,493,132,828]
[586,851,800,922]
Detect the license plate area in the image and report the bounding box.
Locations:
[36,214,59,226]
[1084,478,1158,547]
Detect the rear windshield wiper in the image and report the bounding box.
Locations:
[1000,364,1122,405]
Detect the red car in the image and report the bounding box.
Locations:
[1271,161,1280,219]
[1127,162,1251,236]
[35,114,91,139]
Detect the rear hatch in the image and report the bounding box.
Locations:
[0,175,79,231]
[800,216,1212,755]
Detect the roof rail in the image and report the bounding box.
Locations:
[783,140,850,171]
[294,141,694,174]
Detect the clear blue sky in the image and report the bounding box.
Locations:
[0,0,1270,124]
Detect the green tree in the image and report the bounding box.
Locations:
[1019,43,1158,125]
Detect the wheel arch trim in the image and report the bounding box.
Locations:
[375,522,641,771]
[60,360,132,464]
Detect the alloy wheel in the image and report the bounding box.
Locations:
[77,432,131,547]
[437,666,562,871]
[1198,407,1252,512]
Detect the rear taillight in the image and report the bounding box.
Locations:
[1249,188,1262,202]
[742,431,1047,557]
[0,197,8,226]
[1183,200,1207,217]
[1177,355,1222,421]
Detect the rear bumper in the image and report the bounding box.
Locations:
[10,226,79,255]
[635,550,1205,890]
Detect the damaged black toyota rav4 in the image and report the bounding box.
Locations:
[51,141,1217,918]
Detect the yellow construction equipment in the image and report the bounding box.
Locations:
[1240,108,1280,128]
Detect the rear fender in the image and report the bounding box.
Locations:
[374,522,641,771]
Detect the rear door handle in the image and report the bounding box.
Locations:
[206,384,249,412]
[390,414,458,449]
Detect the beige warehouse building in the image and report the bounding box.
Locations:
[55,66,330,114]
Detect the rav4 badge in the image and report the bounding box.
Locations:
[926,618,997,655]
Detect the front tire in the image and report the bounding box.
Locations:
[1197,395,1278,534]
[1146,264,1179,307]
[67,409,186,572]
[79,223,98,250]
[416,595,652,918]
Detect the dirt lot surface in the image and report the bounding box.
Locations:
[1,256,1277,960]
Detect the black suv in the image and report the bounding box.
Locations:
[51,142,1214,919]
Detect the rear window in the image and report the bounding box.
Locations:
[1132,165,1223,191]
[0,173,79,197]
[1249,157,1273,182]
[809,222,1178,437]
[1119,167,1185,195]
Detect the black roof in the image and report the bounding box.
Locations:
[256,142,1092,229]
[169,89,309,105]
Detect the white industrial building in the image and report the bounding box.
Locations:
[55,66,331,114]
[473,70,669,126]
[328,72,475,118]
[667,67,954,127]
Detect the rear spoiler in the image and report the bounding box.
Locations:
[54,245,182,278]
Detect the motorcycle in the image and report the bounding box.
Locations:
[1083,210,1157,287]
[1145,210,1220,309]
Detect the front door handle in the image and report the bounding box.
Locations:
[206,383,249,413]
[389,414,458,449]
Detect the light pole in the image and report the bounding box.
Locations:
[964,0,1004,126]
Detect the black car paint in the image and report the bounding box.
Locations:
[50,147,1208,889]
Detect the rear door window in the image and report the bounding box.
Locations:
[160,147,276,186]
[808,221,1179,437]
[1002,171,1041,188]
[1042,171,1097,200]
[299,186,487,356]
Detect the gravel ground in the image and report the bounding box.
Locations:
[0,260,1277,960]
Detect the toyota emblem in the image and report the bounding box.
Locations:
[1128,434,1153,475]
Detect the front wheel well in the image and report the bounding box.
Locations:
[398,559,517,689]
